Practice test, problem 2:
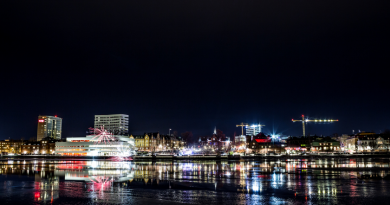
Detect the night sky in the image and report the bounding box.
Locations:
[1,1,389,140]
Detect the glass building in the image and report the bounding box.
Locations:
[94,114,129,135]
[37,115,62,141]
[245,124,265,136]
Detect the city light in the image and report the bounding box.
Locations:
[292,115,339,136]
[184,150,192,155]
[89,126,116,144]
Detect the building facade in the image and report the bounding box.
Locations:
[285,136,314,152]
[374,136,390,151]
[311,138,341,152]
[133,134,150,151]
[132,133,185,152]
[55,135,135,156]
[0,139,24,155]
[353,133,390,152]
[94,114,129,135]
[245,124,264,136]
[21,138,57,155]
[234,135,246,148]
[343,137,358,152]
[37,115,62,141]
[248,138,271,154]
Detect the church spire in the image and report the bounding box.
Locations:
[213,126,216,135]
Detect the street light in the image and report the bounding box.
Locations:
[271,134,281,153]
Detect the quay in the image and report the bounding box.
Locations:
[2,153,390,161]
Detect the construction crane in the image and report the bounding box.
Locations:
[292,115,338,136]
[236,122,249,136]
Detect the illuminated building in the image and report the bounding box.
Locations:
[286,136,314,152]
[55,135,135,156]
[351,132,390,152]
[133,134,150,151]
[248,137,273,154]
[207,135,219,148]
[311,138,340,152]
[21,138,58,155]
[343,136,358,152]
[37,115,62,141]
[338,134,350,150]
[94,114,129,135]
[132,133,185,152]
[245,124,264,136]
[219,137,231,151]
[234,135,246,146]
[0,139,24,154]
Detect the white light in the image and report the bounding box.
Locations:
[252,183,259,191]
[91,161,98,168]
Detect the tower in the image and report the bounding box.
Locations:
[37,115,62,141]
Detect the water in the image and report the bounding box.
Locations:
[1,158,390,204]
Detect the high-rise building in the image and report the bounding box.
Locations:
[37,115,62,141]
[94,114,129,135]
[245,124,265,136]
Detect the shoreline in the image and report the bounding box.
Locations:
[2,154,390,161]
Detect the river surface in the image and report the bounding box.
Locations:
[1,158,390,204]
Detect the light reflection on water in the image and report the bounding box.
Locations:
[1,158,390,204]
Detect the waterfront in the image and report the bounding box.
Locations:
[1,158,390,204]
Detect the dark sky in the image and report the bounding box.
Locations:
[1,1,389,140]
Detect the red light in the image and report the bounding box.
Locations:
[255,139,271,143]
[38,119,44,123]
[302,115,304,117]
[34,192,40,198]
[55,115,57,117]
[292,119,294,121]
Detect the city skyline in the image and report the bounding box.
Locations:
[1,1,390,204]
[0,112,386,141]
[1,1,389,140]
